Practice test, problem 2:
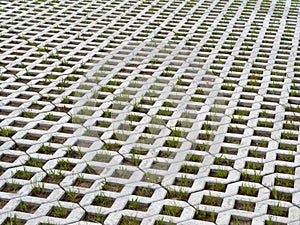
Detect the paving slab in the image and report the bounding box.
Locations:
[0,0,300,224]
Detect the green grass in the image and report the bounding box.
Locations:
[0,127,13,137]
[161,205,182,217]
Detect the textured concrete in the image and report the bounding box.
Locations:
[0,0,300,224]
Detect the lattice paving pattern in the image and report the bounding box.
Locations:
[0,0,300,224]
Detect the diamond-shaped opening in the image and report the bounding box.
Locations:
[33,123,52,130]
[275,177,294,188]
[142,173,163,184]
[43,173,64,184]
[92,193,114,207]
[13,169,34,180]
[205,182,227,192]
[154,219,176,225]
[122,156,141,167]
[1,182,22,193]
[264,220,286,225]
[55,159,75,171]
[138,135,155,144]
[160,205,183,217]
[111,133,128,141]
[238,184,258,197]
[26,158,45,168]
[127,114,142,122]
[179,164,199,174]
[9,121,27,128]
[30,186,52,198]
[0,109,13,116]
[103,142,122,151]
[73,175,94,188]
[0,154,18,163]
[176,120,192,128]
[133,186,155,198]
[151,161,170,170]
[83,212,107,224]
[43,113,61,121]
[166,187,189,201]
[248,149,266,158]
[61,191,83,203]
[245,161,264,171]
[83,129,103,138]
[130,147,148,155]
[3,216,26,225]
[240,172,262,183]
[194,209,217,222]
[234,200,255,212]
[191,142,210,151]
[118,215,141,225]
[37,144,57,154]
[93,151,113,162]
[49,206,71,218]
[270,189,292,203]
[276,153,294,162]
[49,136,67,144]
[143,126,161,135]
[201,195,223,207]
[96,120,111,128]
[75,139,93,148]
[112,168,132,179]
[24,133,42,140]
[125,199,149,211]
[224,136,241,144]
[230,216,252,225]
[83,164,99,174]
[170,128,187,138]
[15,201,39,213]
[0,198,9,209]
[267,204,289,217]
[102,181,124,192]
[174,176,193,187]
[198,131,215,141]
[209,169,229,179]
[64,147,84,159]
[118,123,136,131]
[53,106,70,113]
[185,153,203,162]
[274,165,294,175]
[157,149,176,158]
[163,138,181,148]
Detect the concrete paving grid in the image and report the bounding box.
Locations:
[0,0,300,224]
